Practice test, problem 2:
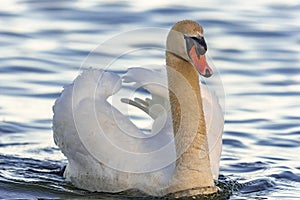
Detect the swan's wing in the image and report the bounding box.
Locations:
[122,67,172,135]
[53,69,144,165]
[123,67,169,100]
[201,84,224,180]
[122,67,170,118]
[53,68,176,190]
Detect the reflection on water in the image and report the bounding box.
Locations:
[0,0,300,199]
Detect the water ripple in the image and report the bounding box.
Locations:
[240,178,276,195]
[1,0,300,199]
[256,138,300,148]
[270,171,300,183]
[228,162,269,173]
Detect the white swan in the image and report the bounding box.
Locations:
[53,20,223,197]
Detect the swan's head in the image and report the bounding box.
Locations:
[167,20,213,78]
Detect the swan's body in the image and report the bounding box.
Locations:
[53,20,223,197]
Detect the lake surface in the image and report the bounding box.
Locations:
[1,0,300,199]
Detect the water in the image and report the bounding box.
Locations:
[1,0,300,199]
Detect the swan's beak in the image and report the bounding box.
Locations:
[184,34,213,77]
[188,45,213,78]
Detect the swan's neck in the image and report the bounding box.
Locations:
[165,51,216,195]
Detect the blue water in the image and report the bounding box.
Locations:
[1,0,300,199]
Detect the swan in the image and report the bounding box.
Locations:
[53,20,224,197]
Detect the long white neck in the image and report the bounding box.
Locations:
[165,50,216,196]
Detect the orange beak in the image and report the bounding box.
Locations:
[188,45,213,78]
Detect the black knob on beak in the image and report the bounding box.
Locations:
[204,69,212,78]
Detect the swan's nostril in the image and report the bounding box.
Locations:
[205,69,212,78]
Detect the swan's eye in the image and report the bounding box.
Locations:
[184,35,207,58]
[191,36,207,52]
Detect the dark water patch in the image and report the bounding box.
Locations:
[284,116,300,121]
[22,0,73,4]
[262,80,298,86]
[34,29,66,37]
[238,91,300,97]
[256,138,299,148]
[0,121,50,134]
[1,56,63,67]
[34,7,146,25]
[30,29,85,39]
[0,142,35,147]
[261,48,297,54]
[46,48,90,58]
[26,147,60,155]
[26,92,62,99]
[228,30,288,38]
[289,130,300,136]
[130,43,165,50]
[33,119,52,124]
[239,178,276,194]
[223,139,247,149]
[0,86,29,96]
[228,162,269,173]
[0,31,32,39]
[0,12,19,18]
[0,154,85,199]
[270,171,300,183]
[235,108,257,113]
[97,2,131,9]
[149,7,194,15]
[0,154,64,172]
[0,121,25,134]
[0,65,55,74]
[260,123,298,131]
[69,28,108,35]
[32,6,72,12]
[0,182,64,200]
[2,90,59,100]
[221,157,240,161]
[225,131,254,138]
[259,156,288,161]
[220,48,243,54]
[27,80,70,87]
[64,49,91,58]
[261,57,298,64]
[22,0,74,12]
[267,67,300,75]
[0,57,64,75]
[268,3,300,11]
[218,68,261,76]
[226,118,268,124]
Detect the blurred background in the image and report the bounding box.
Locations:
[0,0,300,199]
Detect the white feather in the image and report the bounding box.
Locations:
[53,67,223,195]
[53,68,176,195]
